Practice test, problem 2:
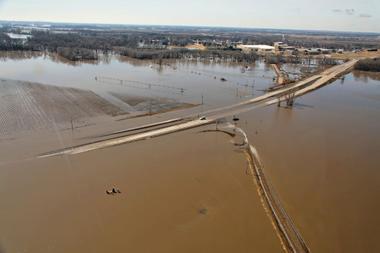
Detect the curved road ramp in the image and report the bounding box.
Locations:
[220,124,311,253]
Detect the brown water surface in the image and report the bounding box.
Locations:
[0,129,282,253]
[1,51,379,252]
[236,71,380,252]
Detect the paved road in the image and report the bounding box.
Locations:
[39,59,357,158]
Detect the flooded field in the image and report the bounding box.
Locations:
[237,71,380,252]
[0,51,379,253]
[0,51,279,137]
[0,51,276,112]
[0,128,282,253]
[0,52,284,252]
[0,78,196,136]
[0,79,125,135]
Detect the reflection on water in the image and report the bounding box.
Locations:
[0,50,44,61]
[0,51,277,111]
[352,70,380,82]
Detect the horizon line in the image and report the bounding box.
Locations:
[1,19,379,35]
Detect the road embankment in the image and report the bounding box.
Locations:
[39,60,358,158]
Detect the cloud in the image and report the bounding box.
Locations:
[359,13,372,18]
[332,8,372,19]
[332,8,356,16]
[345,9,355,15]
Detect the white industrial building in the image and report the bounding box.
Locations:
[237,44,275,54]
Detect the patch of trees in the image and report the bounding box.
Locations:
[285,36,380,51]
[264,55,303,64]
[57,47,98,61]
[1,26,379,63]
[120,48,188,60]
[317,57,339,66]
[27,31,137,51]
[0,33,30,51]
[354,58,380,72]
[119,48,259,63]
[265,54,339,66]
[193,49,259,63]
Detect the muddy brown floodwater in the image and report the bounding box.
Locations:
[0,52,287,252]
[236,71,380,252]
[0,50,379,253]
[0,128,282,253]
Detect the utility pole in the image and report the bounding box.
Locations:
[149,99,152,115]
[70,117,74,134]
[201,94,204,116]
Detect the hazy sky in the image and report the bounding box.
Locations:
[0,0,379,32]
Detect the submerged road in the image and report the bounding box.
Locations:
[39,59,357,158]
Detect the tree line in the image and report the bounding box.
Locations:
[119,48,259,63]
[355,58,380,72]
[0,27,378,62]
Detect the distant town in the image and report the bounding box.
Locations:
[1,20,379,63]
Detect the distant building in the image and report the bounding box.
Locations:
[223,40,243,48]
[237,44,275,54]
[137,39,167,49]
[274,42,296,53]
[20,29,32,34]
[302,48,333,55]
[274,42,285,51]
[6,33,32,40]
[5,33,32,46]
